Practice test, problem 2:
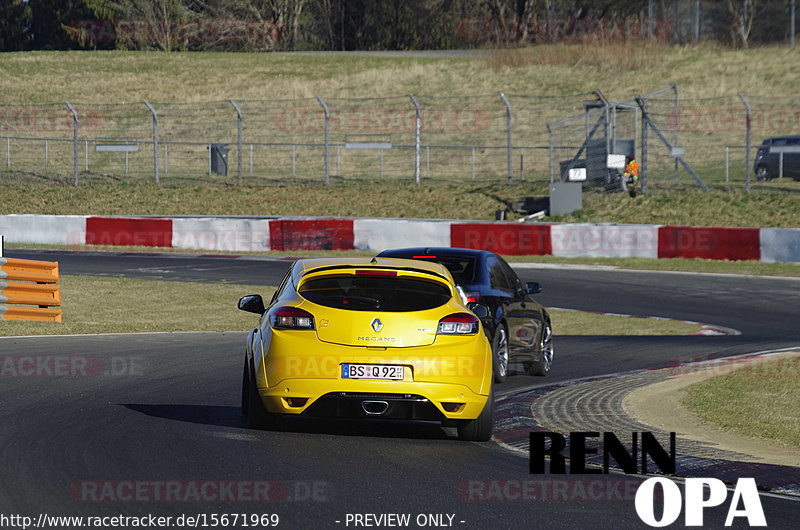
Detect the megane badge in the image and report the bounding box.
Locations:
[371,318,383,333]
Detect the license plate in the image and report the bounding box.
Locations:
[342,364,403,380]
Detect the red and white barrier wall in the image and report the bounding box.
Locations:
[1,214,799,263]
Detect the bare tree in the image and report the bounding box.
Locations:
[723,0,758,48]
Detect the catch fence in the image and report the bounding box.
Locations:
[2,89,799,193]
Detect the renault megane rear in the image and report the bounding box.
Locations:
[237,257,494,441]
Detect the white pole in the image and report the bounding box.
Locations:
[471,147,475,180]
[725,146,729,182]
[426,146,430,178]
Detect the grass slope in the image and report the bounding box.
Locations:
[0,180,798,229]
[2,45,799,103]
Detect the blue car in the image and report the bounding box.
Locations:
[377,248,553,382]
[754,135,800,181]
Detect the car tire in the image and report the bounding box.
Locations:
[756,166,772,181]
[243,356,274,429]
[456,381,494,442]
[491,324,509,383]
[528,320,553,376]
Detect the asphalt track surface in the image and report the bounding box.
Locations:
[2,249,799,529]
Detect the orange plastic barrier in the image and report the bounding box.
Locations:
[0,257,62,322]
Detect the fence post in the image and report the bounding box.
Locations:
[547,124,554,183]
[0,124,3,180]
[499,92,512,185]
[673,84,679,182]
[229,99,243,185]
[640,99,647,195]
[316,96,329,186]
[636,95,708,192]
[408,94,420,184]
[65,102,79,186]
[143,101,159,184]
[594,90,610,156]
[739,93,751,192]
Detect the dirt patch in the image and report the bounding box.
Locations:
[622,351,800,468]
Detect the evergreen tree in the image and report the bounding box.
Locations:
[0,0,30,51]
[28,0,108,50]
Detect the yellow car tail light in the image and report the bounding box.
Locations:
[270,306,315,330]
[437,313,479,335]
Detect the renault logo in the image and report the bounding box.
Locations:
[371,318,383,333]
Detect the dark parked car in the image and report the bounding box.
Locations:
[377,247,553,382]
[754,135,800,181]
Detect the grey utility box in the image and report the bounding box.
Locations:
[549,182,582,216]
[209,143,229,176]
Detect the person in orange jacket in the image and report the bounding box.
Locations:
[623,154,639,197]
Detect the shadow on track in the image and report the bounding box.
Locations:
[122,403,454,440]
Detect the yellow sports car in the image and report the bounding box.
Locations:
[237,257,495,441]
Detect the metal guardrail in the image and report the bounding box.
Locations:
[0,256,62,322]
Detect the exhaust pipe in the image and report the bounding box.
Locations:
[361,400,389,416]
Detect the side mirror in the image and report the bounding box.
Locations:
[467,302,490,319]
[238,294,266,315]
[525,282,542,295]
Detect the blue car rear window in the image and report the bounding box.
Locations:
[435,257,477,283]
[299,276,451,312]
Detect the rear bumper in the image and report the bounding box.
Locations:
[303,392,445,421]
[252,321,492,420]
[256,378,488,420]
